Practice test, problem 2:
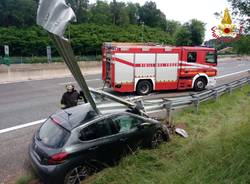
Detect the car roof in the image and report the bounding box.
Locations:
[51,103,152,131]
[52,103,99,130]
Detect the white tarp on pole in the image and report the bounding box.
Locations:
[37,0,76,37]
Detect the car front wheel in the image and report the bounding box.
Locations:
[150,130,164,148]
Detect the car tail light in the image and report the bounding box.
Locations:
[48,152,69,165]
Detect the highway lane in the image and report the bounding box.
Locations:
[0,74,102,130]
[0,59,249,183]
[0,59,250,130]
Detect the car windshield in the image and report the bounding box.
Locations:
[37,117,70,148]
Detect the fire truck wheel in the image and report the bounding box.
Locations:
[136,80,153,95]
[194,78,207,91]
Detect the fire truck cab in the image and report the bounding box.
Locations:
[102,43,217,95]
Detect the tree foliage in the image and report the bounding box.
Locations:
[189,19,205,45]
[88,1,112,25]
[232,35,250,54]
[0,24,174,56]
[165,20,181,36]
[66,0,89,23]
[175,19,205,46]
[228,0,250,32]
[175,24,192,46]
[0,0,37,27]
[138,1,166,30]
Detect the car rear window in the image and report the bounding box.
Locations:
[38,117,70,148]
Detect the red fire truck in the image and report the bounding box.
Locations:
[102,43,217,95]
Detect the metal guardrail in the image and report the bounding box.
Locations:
[142,77,250,116]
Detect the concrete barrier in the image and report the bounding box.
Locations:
[0,61,101,83]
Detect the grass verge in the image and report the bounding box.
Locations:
[84,85,250,184]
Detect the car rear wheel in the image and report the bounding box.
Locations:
[64,165,91,184]
[150,130,164,148]
[136,80,153,95]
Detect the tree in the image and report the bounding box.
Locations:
[126,3,140,25]
[228,0,250,32]
[228,0,250,16]
[232,35,250,54]
[189,19,205,45]
[88,1,112,25]
[175,24,192,46]
[110,0,129,26]
[174,19,205,46]
[0,0,37,27]
[165,20,181,36]
[138,1,167,30]
[66,0,89,23]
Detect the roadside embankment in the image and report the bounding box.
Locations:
[0,61,101,84]
[84,85,250,184]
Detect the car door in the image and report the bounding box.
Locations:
[78,118,124,166]
[111,114,153,154]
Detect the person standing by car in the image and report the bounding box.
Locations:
[61,84,86,109]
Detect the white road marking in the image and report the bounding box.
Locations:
[58,79,101,85]
[217,69,250,79]
[0,119,46,134]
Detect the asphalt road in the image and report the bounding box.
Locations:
[0,59,250,183]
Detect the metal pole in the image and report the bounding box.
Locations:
[50,33,100,115]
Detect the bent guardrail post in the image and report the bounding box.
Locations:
[37,0,100,114]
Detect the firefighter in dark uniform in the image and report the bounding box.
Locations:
[61,84,87,109]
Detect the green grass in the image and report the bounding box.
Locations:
[84,85,250,184]
[15,175,33,184]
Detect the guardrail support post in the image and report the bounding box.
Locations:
[227,85,232,95]
[240,83,243,91]
[163,100,172,124]
[213,90,219,101]
[193,97,200,113]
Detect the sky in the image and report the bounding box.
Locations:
[89,0,233,41]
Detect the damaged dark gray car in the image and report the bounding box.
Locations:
[29,103,170,184]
